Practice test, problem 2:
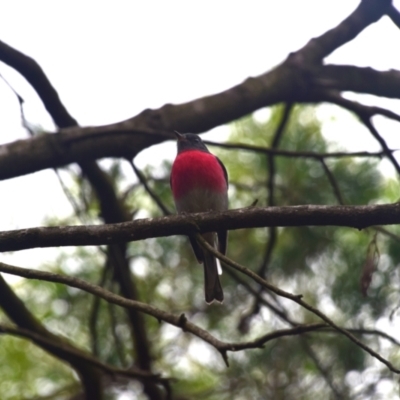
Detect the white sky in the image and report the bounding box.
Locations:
[1,3,400,397]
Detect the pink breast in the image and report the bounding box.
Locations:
[171,150,227,200]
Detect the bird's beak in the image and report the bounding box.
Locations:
[174,130,185,142]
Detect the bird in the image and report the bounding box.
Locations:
[170,132,228,303]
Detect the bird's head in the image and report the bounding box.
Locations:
[174,131,210,153]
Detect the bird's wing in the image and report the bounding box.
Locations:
[216,156,228,184]
[216,156,228,256]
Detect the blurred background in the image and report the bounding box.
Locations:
[0,1,400,399]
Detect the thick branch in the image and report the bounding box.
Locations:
[314,65,400,99]
[0,203,399,252]
[387,4,400,29]
[294,0,392,63]
[0,62,399,182]
[0,40,77,127]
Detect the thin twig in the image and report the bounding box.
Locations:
[317,89,400,124]
[224,268,298,332]
[261,104,293,273]
[362,118,400,176]
[240,104,293,330]
[0,260,398,373]
[319,158,345,205]
[107,299,128,367]
[205,140,391,160]
[0,262,230,359]
[89,263,110,357]
[129,160,171,216]
[267,103,293,207]
[222,323,327,351]
[0,261,357,369]
[374,226,400,244]
[301,338,346,399]
[317,89,400,177]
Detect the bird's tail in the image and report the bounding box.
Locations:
[202,233,224,304]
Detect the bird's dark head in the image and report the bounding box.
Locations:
[174,131,210,153]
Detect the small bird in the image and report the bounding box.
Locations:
[170,132,228,303]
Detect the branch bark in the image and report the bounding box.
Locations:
[0,203,398,252]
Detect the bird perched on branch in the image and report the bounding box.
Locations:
[170,132,228,303]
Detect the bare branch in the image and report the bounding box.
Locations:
[340,328,400,348]
[240,104,293,329]
[89,263,110,357]
[301,338,346,399]
[294,0,392,63]
[221,323,327,351]
[0,116,393,184]
[107,300,129,368]
[0,203,399,252]
[259,104,293,277]
[0,40,77,127]
[0,257,398,376]
[317,90,400,123]
[0,262,348,366]
[362,118,400,176]
[0,261,228,352]
[267,103,293,206]
[319,158,345,205]
[313,65,400,99]
[130,160,171,215]
[387,3,400,29]
[207,140,390,160]
[323,89,400,176]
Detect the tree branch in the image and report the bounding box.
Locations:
[207,140,390,160]
[130,160,171,216]
[0,203,399,252]
[0,261,251,363]
[313,65,400,99]
[293,0,392,63]
[0,40,78,127]
[319,158,345,205]
[0,262,351,373]
[1,260,398,377]
[387,3,400,29]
